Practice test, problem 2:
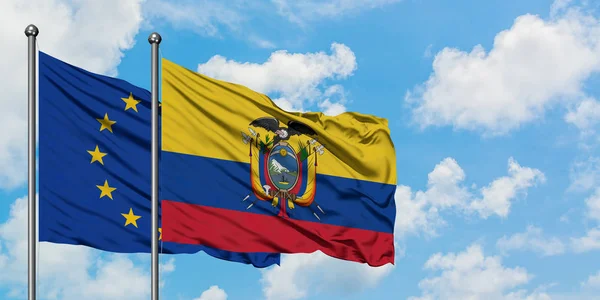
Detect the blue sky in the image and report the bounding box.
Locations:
[1,0,600,299]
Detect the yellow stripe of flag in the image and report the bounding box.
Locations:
[161,58,396,185]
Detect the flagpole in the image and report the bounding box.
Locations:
[148,32,162,300]
[25,24,39,300]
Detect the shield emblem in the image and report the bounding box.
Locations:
[267,142,299,192]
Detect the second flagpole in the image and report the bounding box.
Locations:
[149,32,162,300]
[25,23,39,300]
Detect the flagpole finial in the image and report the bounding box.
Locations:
[24,24,39,37]
[148,32,162,44]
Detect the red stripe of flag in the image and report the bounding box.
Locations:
[162,200,395,267]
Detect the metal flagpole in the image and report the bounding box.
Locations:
[25,24,39,300]
[148,32,162,300]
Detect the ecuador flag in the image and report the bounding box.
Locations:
[160,58,397,266]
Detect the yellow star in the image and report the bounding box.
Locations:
[87,145,107,165]
[158,228,162,240]
[121,93,141,112]
[121,208,141,228]
[96,180,117,200]
[96,113,116,133]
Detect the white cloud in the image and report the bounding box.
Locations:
[143,0,277,49]
[423,44,434,58]
[260,251,394,300]
[585,188,600,222]
[504,289,553,300]
[67,255,149,299]
[569,156,600,192]
[0,196,175,299]
[406,4,600,135]
[143,0,243,37]
[409,244,546,300]
[565,97,600,136]
[581,270,600,289]
[272,0,401,25]
[570,189,600,253]
[197,43,357,113]
[247,35,277,49]
[469,158,546,218]
[316,85,348,116]
[393,157,468,238]
[550,0,574,17]
[194,285,228,300]
[571,228,600,253]
[317,99,346,116]
[395,157,545,237]
[160,257,176,273]
[496,226,566,256]
[0,0,144,189]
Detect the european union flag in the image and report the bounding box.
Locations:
[38,51,280,268]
